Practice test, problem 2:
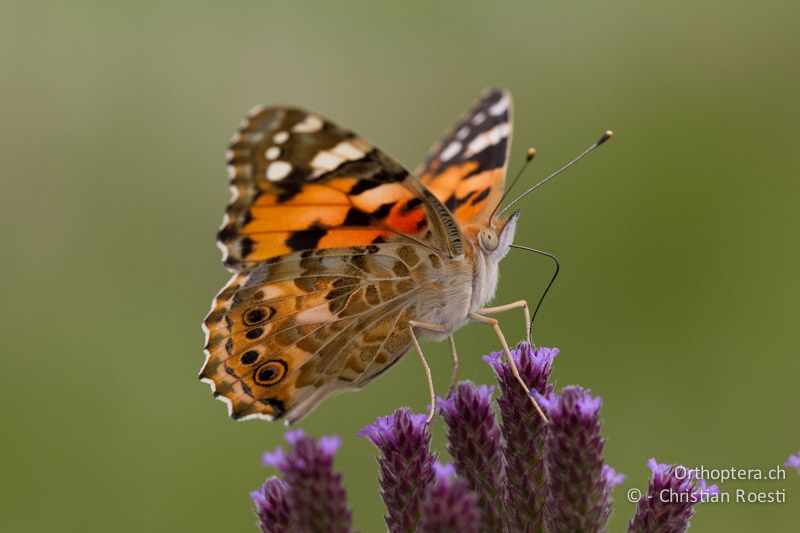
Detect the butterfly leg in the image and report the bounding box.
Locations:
[475,300,531,344]
[468,312,548,423]
[447,334,459,394]
[408,320,448,423]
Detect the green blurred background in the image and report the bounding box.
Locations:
[2,1,799,531]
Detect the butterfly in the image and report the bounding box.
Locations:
[200,88,548,424]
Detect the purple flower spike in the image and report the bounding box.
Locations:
[485,342,557,531]
[263,429,352,533]
[543,386,617,532]
[250,477,290,533]
[418,462,481,533]
[437,382,506,532]
[786,451,800,473]
[603,465,626,490]
[358,408,437,533]
[628,458,719,533]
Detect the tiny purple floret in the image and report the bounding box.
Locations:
[604,465,626,490]
[785,452,800,473]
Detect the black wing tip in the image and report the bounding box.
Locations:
[479,87,509,103]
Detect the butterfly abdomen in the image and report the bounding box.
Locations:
[409,250,474,338]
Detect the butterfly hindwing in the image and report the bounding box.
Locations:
[417,88,512,225]
[219,106,436,271]
[201,244,429,422]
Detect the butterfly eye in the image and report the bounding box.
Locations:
[254,360,288,386]
[479,229,499,252]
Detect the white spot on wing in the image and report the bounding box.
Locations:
[489,95,510,116]
[265,146,281,160]
[456,126,470,140]
[465,123,510,156]
[292,115,323,133]
[467,136,489,155]
[311,150,346,171]
[266,161,292,181]
[440,141,462,162]
[331,141,365,160]
[471,112,486,125]
[273,131,290,144]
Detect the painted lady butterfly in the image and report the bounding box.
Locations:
[201,89,552,424]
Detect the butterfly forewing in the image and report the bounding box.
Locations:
[417,88,512,225]
[220,107,435,270]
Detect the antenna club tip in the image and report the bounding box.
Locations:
[597,130,614,145]
[526,147,537,160]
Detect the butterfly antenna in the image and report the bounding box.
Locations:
[499,130,613,216]
[510,244,560,339]
[489,147,538,221]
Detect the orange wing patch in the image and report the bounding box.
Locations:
[228,178,428,263]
